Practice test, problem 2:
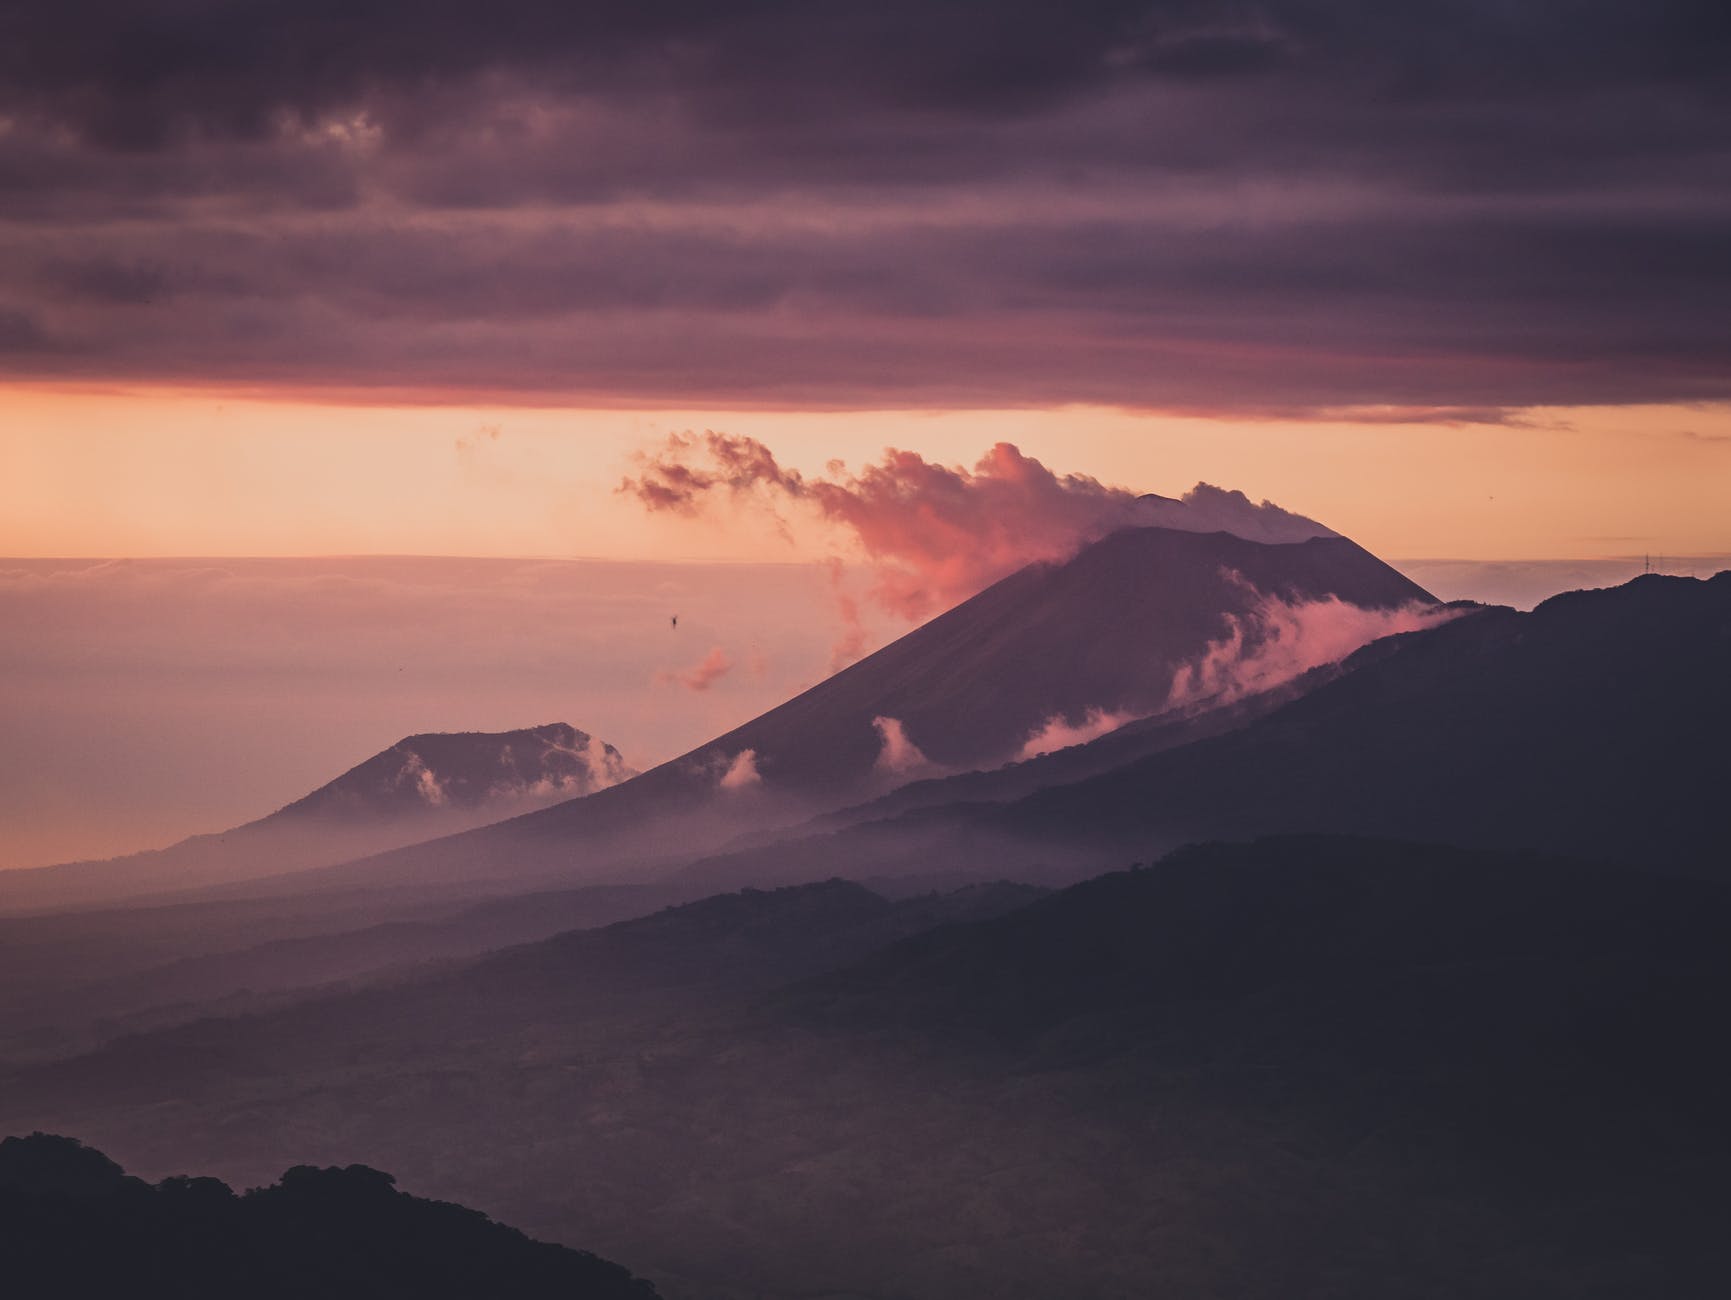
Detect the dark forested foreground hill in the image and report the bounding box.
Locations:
[7,837,1730,1299]
[0,1132,658,1299]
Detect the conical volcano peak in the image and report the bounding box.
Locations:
[1128,485,1339,545]
[472,523,1445,884]
[678,526,1436,799]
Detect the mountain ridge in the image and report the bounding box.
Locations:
[687,570,1728,889]
[135,526,1438,905]
[0,722,636,913]
[0,1132,660,1298]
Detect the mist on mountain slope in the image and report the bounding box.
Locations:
[685,571,1729,893]
[0,723,636,913]
[142,526,1435,908]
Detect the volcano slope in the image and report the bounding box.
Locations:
[684,570,1730,891]
[0,725,658,1061]
[995,569,1731,874]
[190,526,1437,903]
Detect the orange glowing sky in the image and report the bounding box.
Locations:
[5,386,1728,564]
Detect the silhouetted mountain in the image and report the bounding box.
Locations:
[688,653,1378,885]
[0,1132,658,1298]
[0,879,701,1064]
[783,834,1731,1054]
[195,527,1434,902]
[991,570,1731,873]
[657,527,1432,793]
[7,837,1728,1298]
[690,571,1731,889]
[0,723,636,913]
[0,879,1046,1113]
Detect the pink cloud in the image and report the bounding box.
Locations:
[871,715,937,776]
[622,435,1145,622]
[718,748,761,791]
[621,435,1331,653]
[1167,579,1461,711]
[1016,707,1139,761]
[655,645,734,692]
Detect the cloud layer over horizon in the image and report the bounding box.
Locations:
[2,0,1728,415]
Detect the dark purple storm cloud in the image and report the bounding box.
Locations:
[1,0,1728,413]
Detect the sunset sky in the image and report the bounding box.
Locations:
[3,0,1729,866]
[5,390,1730,563]
[4,0,1729,561]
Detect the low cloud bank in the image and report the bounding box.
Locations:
[1010,580,1458,765]
[1016,708,1141,761]
[1168,585,1459,711]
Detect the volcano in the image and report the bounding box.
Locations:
[267,723,634,823]
[692,570,1731,889]
[197,525,1438,901]
[663,526,1436,795]
[0,723,636,912]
